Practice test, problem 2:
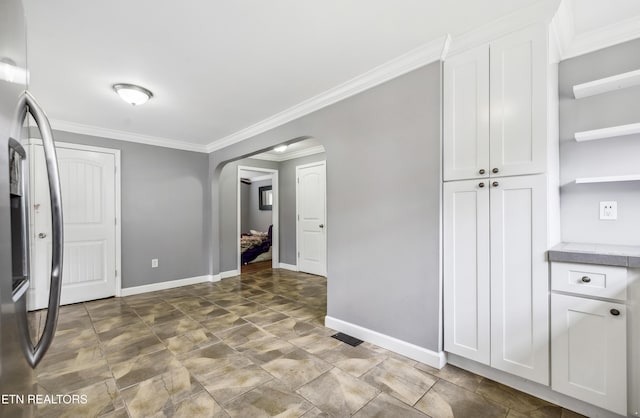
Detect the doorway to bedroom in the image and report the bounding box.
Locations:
[238,166,279,273]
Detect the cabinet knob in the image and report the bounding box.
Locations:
[479,169,486,175]
[610,309,620,316]
[492,168,499,174]
[478,182,485,188]
[581,276,591,283]
[492,181,499,187]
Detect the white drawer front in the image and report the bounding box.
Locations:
[551,262,627,301]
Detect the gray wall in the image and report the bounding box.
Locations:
[559,38,640,245]
[246,179,273,233]
[240,182,250,234]
[278,152,326,265]
[210,63,442,351]
[218,158,278,272]
[46,130,210,288]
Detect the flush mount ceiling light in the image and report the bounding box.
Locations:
[273,145,288,153]
[112,83,153,106]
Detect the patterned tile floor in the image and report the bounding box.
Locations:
[28,269,585,417]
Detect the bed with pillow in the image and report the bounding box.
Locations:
[241,225,272,265]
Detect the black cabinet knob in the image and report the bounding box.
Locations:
[581,276,591,283]
[610,309,620,316]
[492,168,499,174]
[479,182,485,188]
[479,169,486,175]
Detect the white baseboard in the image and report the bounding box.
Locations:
[278,263,298,271]
[119,275,215,297]
[447,354,622,418]
[325,316,447,369]
[211,274,221,282]
[220,269,240,279]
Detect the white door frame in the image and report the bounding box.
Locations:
[295,160,327,276]
[26,139,122,305]
[237,166,279,272]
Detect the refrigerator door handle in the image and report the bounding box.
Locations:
[16,91,64,368]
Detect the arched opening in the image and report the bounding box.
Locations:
[214,137,327,325]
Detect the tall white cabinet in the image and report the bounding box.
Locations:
[443,24,558,386]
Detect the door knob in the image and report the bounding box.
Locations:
[38,232,47,239]
[319,224,324,228]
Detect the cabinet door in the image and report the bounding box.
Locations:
[489,25,547,177]
[490,175,548,384]
[444,179,490,364]
[443,45,490,181]
[551,294,627,416]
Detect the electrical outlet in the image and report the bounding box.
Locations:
[151,258,159,268]
[599,201,617,220]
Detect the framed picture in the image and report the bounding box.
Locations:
[259,185,273,210]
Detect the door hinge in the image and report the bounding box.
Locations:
[115,270,118,277]
[297,177,299,184]
[298,252,300,258]
[297,214,299,221]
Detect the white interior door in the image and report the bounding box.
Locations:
[296,161,326,276]
[30,144,117,308]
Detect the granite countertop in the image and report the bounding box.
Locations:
[548,242,640,268]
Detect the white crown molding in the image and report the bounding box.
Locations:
[562,14,640,60]
[549,0,574,63]
[205,35,451,153]
[447,0,560,57]
[250,145,325,162]
[246,174,272,182]
[49,119,209,153]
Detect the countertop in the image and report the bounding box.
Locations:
[548,242,640,267]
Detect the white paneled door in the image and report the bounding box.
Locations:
[30,143,118,308]
[296,161,326,277]
[490,174,548,385]
[443,179,491,364]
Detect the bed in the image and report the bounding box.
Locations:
[241,225,272,265]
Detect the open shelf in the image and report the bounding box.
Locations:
[575,175,640,184]
[574,123,640,142]
[573,69,640,99]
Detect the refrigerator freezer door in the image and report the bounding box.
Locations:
[0,0,35,416]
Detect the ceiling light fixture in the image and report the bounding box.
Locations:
[113,83,153,106]
[274,145,288,153]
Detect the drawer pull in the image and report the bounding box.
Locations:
[610,309,620,316]
[581,276,591,283]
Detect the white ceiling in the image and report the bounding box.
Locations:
[251,138,324,162]
[22,1,640,152]
[572,0,640,34]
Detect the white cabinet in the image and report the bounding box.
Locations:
[444,25,548,181]
[443,45,490,181]
[551,293,627,416]
[444,175,549,384]
[443,179,490,364]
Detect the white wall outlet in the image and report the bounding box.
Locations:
[599,201,617,220]
[151,258,159,268]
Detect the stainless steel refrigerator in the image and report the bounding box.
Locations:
[1,0,63,416]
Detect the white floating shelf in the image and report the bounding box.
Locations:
[574,123,640,142]
[575,175,640,184]
[573,69,640,99]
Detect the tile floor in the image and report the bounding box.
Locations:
[28,269,585,417]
